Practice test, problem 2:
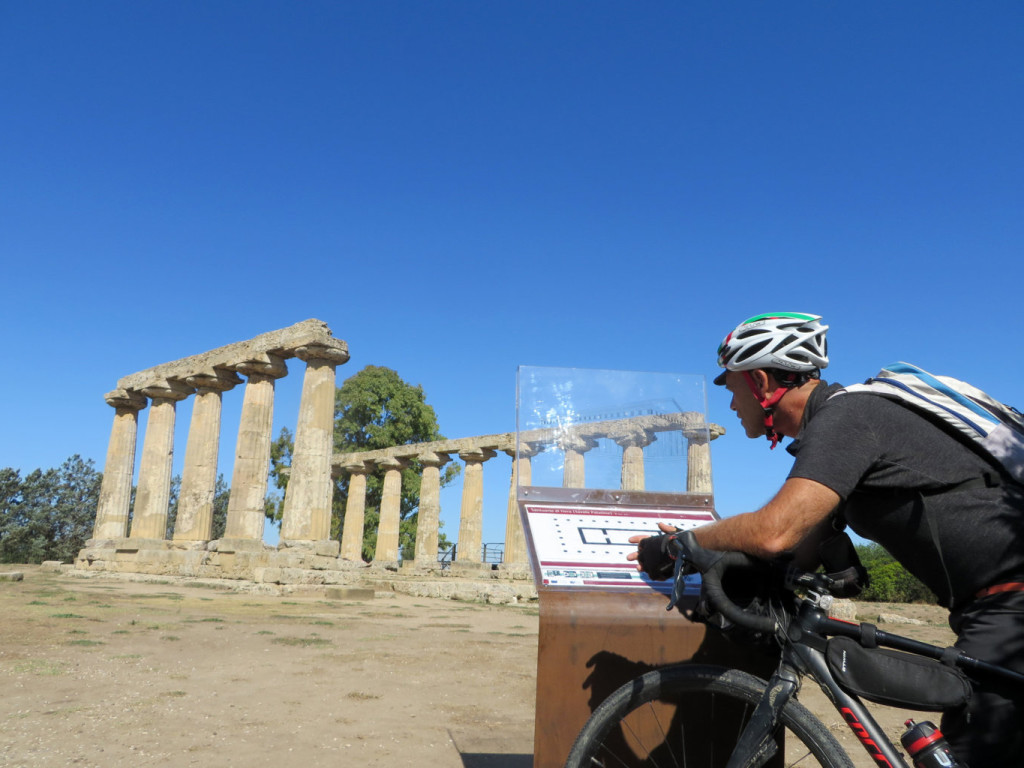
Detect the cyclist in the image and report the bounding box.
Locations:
[629,312,1024,766]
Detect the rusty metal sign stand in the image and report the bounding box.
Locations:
[520,487,737,767]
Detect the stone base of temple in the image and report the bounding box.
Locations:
[71,544,538,604]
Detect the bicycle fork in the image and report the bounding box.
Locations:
[724,645,913,768]
[723,665,801,768]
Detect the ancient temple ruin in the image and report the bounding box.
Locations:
[75,320,724,593]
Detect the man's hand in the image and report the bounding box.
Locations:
[627,522,683,580]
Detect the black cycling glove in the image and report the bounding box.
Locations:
[636,531,682,581]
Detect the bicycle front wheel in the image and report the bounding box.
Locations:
[565,663,854,768]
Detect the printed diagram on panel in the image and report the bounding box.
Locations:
[522,503,716,592]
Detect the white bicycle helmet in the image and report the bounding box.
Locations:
[714,313,829,386]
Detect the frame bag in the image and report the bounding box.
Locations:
[826,636,972,711]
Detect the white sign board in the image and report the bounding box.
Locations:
[522,502,716,593]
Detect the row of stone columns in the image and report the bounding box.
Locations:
[90,318,715,572]
[90,343,350,552]
[334,430,714,569]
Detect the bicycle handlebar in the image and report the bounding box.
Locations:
[669,531,780,634]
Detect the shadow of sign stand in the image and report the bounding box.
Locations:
[514,366,774,767]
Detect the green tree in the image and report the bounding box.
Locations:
[856,543,937,604]
[0,456,101,564]
[210,474,230,540]
[264,427,293,529]
[334,366,459,560]
[268,366,459,561]
[166,474,231,540]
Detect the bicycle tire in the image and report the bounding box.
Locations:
[564,663,855,768]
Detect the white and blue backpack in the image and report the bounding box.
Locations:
[832,362,1024,486]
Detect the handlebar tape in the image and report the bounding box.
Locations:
[671,531,779,634]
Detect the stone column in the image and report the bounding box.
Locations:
[374,457,407,563]
[502,444,534,567]
[221,354,287,548]
[339,460,372,561]
[686,430,713,494]
[560,434,597,489]
[129,380,194,541]
[616,428,654,491]
[456,448,496,563]
[279,343,350,550]
[412,451,451,567]
[173,370,241,542]
[91,389,147,541]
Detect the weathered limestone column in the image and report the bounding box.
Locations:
[686,430,713,494]
[279,342,350,549]
[173,371,241,542]
[412,451,451,567]
[560,435,597,489]
[616,428,654,491]
[374,457,408,563]
[221,355,287,547]
[456,448,496,563]
[339,460,372,561]
[130,380,194,540]
[91,389,147,541]
[502,444,534,567]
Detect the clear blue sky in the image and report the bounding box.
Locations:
[2,3,1022,547]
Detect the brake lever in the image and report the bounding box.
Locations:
[665,552,690,612]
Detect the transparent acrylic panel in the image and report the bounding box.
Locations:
[516,366,710,493]
[515,366,718,592]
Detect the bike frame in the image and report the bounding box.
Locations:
[786,642,910,767]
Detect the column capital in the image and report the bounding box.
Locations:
[230,353,288,379]
[140,378,194,402]
[104,388,147,411]
[294,341,350,366]
[376,456,409,472]
[185,368,243,392]
[416,451,452,468]
[557,434,598,454]
[503,441,542,460]
[684,423,727,443]
[459,447,497,464]
[614,427,655,450]
[340,458,375,476]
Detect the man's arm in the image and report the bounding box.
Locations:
[692,477,840,558]
[628,477,840,568]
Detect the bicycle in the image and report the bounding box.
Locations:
[563,531,1024,768]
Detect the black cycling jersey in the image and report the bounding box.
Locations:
[785,381,1024,610]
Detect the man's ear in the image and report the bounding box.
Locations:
[750,369,774,398]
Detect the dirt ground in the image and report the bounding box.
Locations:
[0,566,954,768]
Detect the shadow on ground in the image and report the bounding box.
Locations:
[460,754,532,768]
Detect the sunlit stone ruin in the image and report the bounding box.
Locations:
[74,320,723,601]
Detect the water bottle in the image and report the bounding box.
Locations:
[900,719,965,767]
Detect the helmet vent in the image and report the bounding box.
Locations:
[734,339,771,364]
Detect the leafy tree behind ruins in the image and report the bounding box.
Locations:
[268,365,459,561]
[0,455,101,564]
[165,474,231,541]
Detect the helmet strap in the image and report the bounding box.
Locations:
[742,371,791,450]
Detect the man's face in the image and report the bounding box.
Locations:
[723,371,766,439]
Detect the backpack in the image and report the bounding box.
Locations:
[833,362,1024,485]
